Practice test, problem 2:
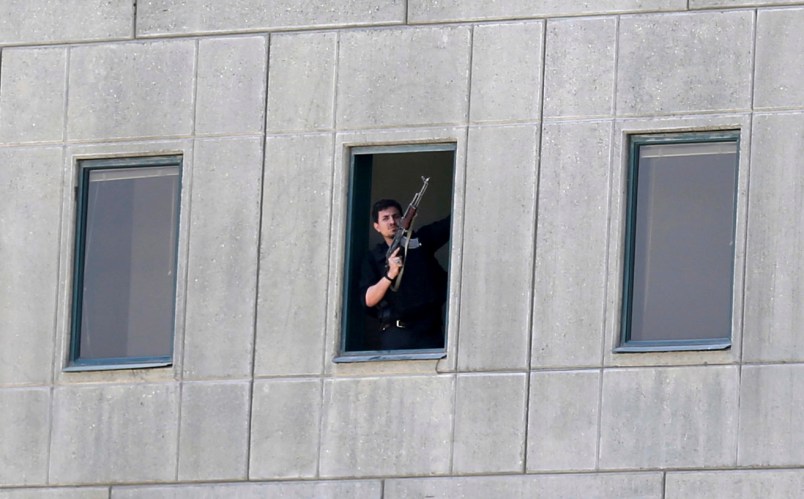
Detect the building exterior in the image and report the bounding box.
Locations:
[1,1,803,497]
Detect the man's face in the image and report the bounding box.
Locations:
[373,206,402,241]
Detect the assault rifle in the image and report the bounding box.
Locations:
[386,176,430,291]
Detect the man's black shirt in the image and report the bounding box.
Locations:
[359,216,450,321]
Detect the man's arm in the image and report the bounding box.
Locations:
[364,247,402,308]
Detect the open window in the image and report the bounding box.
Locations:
[339,144,455,361]
[68,155,182,370]
[618,132,739,352]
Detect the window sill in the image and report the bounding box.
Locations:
[614,339,731,353]
[334,349,446,363]
[64,360,172,372]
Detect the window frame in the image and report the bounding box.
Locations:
[66,155,183,371]
[616,131,740,353]
[335,143,456,363]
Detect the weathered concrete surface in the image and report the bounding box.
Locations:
[0,47,67,143]
[665,470,804,499]
[0,388,50,486]
[183,138,263,379]
[616,11,753,116]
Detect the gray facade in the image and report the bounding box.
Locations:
[1,1,803,497]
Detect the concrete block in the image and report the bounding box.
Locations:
[743,113,804,362]
[691,0,803,7]
[249,379,322,479]
[0,47,67,143]
[196,36,267,135]
[408,0,684,23]
[754,8,804,109]
[0,489,108,499]
[0,388,50,486]
[320,375,453,477]
[111,481,382,499]
[470,22,543,123]
[66,41,195,141]
[599,366,739,469]
[49,383,179,484]
[182,138,263,379]
[453,374,527,473]
[266,32,337,132]
[616,11,753,116]
[532,121,611,368]
[254,134,333,376]
[458,125,538,371]
[527,371,600,471]
[336,26,471,129]
[385,473,663,498]
[738,365,804,466]
[543,18,617,119]
[666,470,804,499]
[178,381,250,481]
[0,147,62,386]
[0,0,132,45]
[137,0,404,37]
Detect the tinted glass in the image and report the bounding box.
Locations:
[628,141,738,343]
[77,165,180,361]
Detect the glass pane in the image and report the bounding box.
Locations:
[629,141,738,342]
[78,165,180,361]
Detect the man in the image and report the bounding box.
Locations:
[359,199,450,350]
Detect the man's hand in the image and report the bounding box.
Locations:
[386,247,403,279]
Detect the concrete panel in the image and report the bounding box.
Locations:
[112,481,382,499]
[255,134,333,376]
[196,36,267,135]
[0,147,62,386]
[738,365,804,466]
[385,473,663,498]
[408,0,684,23]
[0,388,50,486]
[137,0,404,36]
[754,8,804,109]
[320,375,453,477]
[666,470,804,499]
[458,125,538,371]
[266,32,337,132]
[249,379,322,479]
[50,383,179,484]
[616,11,753,116]
[0,0,132,45]
[336,26,471,129]
[0,47,67,143]
[599,366,739,469]
[692,0,804,7]
[0,489,108,499]
[453,373,527,473]
[532,121,611,368]
[543,18,616,119]
[743,113,804,362]
[182,138,262,379]
[178,381,250,481]
[66,41,195,141]
[527,371,600,471]
[470,22,543,123]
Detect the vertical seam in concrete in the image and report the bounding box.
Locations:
[174,38,201,483]
[404,0,409,25]
[246,32,272,480]
[596,15,622,471]
[521,20,548,474]
[735,10,759,467]
[661,470,667,498]
[316,30,342,479]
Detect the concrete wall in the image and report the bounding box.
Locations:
[1,1,803,497]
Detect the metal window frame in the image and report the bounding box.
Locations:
[67,155,183,370]
[335,143,456,363]
[616,131,740,353]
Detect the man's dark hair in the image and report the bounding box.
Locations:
[371,199,402,223]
